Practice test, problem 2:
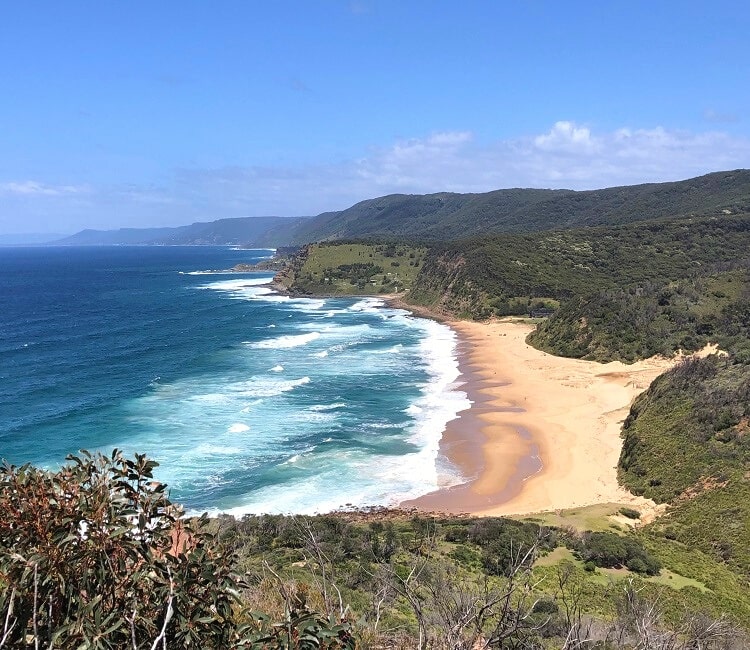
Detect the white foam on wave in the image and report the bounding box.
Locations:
[309,402,346,411]
[295,322,372,337]
[291,299,327,312]
[127,285,471,517]
[202,275,340,315]
[228,376,311,398]
[180,269,243,275]
[189,314,469,517]
[194,443,242,456]
[190,393,231,405]
[400,318,471,489]
[348,297,385,313]
[297,411,336,423]
[198,276,289,303]
[202,277,270,290]
[250,332,321,349]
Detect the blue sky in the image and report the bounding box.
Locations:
[1,1,749,235]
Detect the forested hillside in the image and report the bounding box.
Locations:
[406,212,750,318]
[54,169,750,247]
[529,270,750,362]
[288,169,750,243]
[53,216,308,247]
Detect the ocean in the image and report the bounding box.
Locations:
[0,246,469,515]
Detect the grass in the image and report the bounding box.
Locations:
[520,503,631,533]
[285,242,426,295]
[533,546,711,593]
[534,546,577,567]
[648,569,711,593]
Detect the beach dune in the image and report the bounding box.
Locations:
[405,320,678,519]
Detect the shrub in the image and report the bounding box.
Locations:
[0,451,355,649]
[619,507,641,520]
[575,532,661,575]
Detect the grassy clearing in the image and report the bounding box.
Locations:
[286,242,426,296]
[520,503,630,533]
[648,569,711,593]
[534,546,577,567]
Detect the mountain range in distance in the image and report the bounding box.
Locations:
[49,216,309,248]
[44,169,750,247]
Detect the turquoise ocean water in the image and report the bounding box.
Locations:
[0,246,469,514]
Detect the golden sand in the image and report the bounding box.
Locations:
[405,320,681,520]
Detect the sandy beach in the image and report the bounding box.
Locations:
[405,320,680,519]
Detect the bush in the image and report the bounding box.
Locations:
[0,451,355,649]
[575,532,661,575]
[532,598,559,614]
[619,507,641,520]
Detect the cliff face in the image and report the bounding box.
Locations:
[271,245,309,291]
[407,252,483,317]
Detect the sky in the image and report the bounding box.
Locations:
[1,1,750,235]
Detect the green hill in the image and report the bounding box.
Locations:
[529,270,750,362]
[405,212,750,319]
[289,169,750,243]
[275,241,426,296]
[54,215,308,247]
[53,170,750,248]
[618,355,750,580]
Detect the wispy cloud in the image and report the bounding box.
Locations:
[348,1,371,15]
[155,123,750,219]
[3,122,750,231]
[351,122,750,193]
[703,108,740,124]
[0,181,90,196]
[289,76,312,93]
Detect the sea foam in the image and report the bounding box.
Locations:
[130,261,470,515]
[250,332,321,349]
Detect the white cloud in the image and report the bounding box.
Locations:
[533,120,597,153]
[350,123,750,194]
[703,108,740,124]
[2,122,750,232]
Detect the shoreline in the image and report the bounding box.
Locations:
[261,284,677,518]
[402,318,679,519]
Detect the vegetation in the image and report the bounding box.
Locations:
[617,356,750,578]
[277,242,426,296]
[408,212,750,319]
[58,170,750,248]
[2,451,749,647]
[529,270,750,362]
[0,451,354,649]
[55,216,308,247]
[288,169,750,244]
[12,172,750,646]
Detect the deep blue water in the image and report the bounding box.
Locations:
[0,246,468,514]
